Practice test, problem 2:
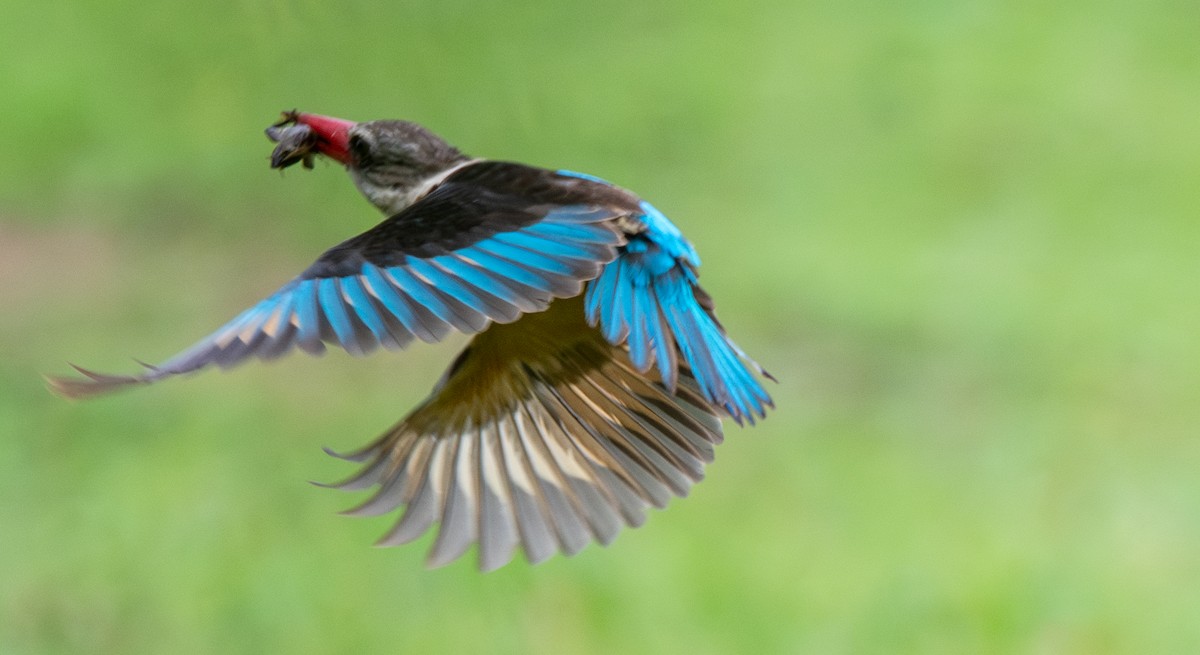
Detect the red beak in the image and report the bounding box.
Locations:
[294,112,356,165]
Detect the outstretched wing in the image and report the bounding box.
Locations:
[50,163,640,398]
[327,296,724,571]
[584,201,774,424]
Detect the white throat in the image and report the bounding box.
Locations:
[351,158,481,215]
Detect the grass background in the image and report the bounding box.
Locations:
[3,0,1199,652]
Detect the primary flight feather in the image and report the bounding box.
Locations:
[49,111,774,570]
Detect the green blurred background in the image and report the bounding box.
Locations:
[3,0,1198,652]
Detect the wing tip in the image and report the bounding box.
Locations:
[44,363,150,400]
[723,393,775,426]
[321,444,378,463]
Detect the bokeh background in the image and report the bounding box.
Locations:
[3,0,1198,652]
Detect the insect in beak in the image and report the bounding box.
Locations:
[266,113,319,170]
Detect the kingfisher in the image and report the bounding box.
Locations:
[50,111,774,571]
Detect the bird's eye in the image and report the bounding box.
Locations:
[348,133,373,161]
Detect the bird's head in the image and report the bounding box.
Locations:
[267,111,470,214]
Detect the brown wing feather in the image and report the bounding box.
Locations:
[328,296,723,571]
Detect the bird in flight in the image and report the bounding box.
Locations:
[50,111,774,571]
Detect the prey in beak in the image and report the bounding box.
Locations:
[266,110,356,169]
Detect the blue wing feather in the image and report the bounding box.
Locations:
[625,280,652,372]
[523,219,618,245]
[587,260,623,342]
[294,279,325,355]
[607,260,632,342]
[483,233,596,271]
[318,277,360,354]
[383,264,488,333]
[523,233,601,261]
[416,257,524,324]
[585,202,772,423]
[339,275,400,350]
[454,247,557,294]
[429,255,525,308]
[404,258,493,319]
[362,263,437,343]
[255,291,297,360]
